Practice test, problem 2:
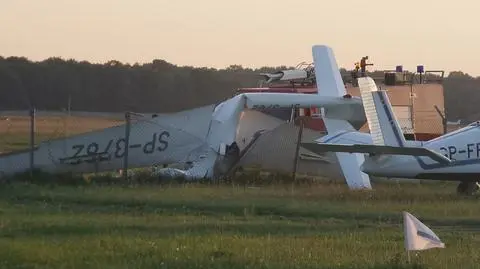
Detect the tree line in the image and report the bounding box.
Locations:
[0,56,478,121]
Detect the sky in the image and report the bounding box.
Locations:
[1,0,479,76]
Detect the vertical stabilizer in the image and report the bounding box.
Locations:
[312,45,347,97]
[312,45,371,189]
[357,77,406,147]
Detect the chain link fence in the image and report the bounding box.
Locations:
[412,109,448,137]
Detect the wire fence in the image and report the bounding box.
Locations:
[0,107,455,183]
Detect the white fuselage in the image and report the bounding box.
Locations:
[361,123,480,181]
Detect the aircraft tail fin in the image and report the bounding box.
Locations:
[358,77,406,147]
[312,45,347,97]
[301,77,450,182]
[311,45,371,190]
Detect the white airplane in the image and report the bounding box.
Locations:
[302,76,480,195]
[0,45,372,189]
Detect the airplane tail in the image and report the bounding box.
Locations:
[301,76,451,167]
[312,45,347,98]
[311,45,372,189]
[357,77,406,147]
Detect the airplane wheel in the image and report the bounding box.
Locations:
[457,181,479,196]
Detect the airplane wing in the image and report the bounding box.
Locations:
[301,143,452,165]
[0,108,213,177]
[242,93,360,110]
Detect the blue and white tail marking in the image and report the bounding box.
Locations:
[358,77,406,147]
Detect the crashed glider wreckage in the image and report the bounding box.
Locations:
[0,45,372,189]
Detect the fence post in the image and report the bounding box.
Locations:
[123,111,131,181]
[292,117,304,185]
[434,105,447,134]
[29,107,36,178]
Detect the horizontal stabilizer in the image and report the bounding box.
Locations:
[300,143,452,165]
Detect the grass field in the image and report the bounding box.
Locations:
[0,114,477,268]
[0,115,123,152]
[1,180,480,269]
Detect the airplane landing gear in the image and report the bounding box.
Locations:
[457,181,480,196]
